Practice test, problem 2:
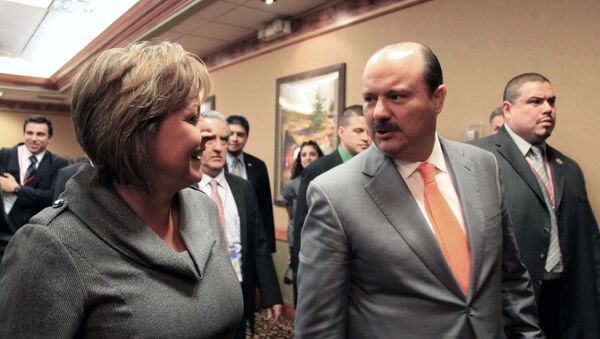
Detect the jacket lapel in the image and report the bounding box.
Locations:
[227,175,248,252]
[546,146,565,210]
[243,152,254,182]
[7,146,20,182]
[362,146,464,298]
[494,128,546,206]
[440,138,484,298]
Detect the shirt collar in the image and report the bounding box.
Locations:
[19,144,46,164]
[337,144,353,163]
[393,133,447,179]
[504,124,546,156]
[199,169,226,188]
[226,152,244,167]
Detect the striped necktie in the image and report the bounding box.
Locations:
[24,155,38,185]
[527,146,561,272]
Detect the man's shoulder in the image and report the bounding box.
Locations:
[469,134,497,151]
[243,152,265,165]
[302,151,342,178]
[225,172,253,189]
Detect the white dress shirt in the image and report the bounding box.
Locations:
[199,170,243,280]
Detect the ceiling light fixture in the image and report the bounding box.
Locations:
[262,0,276,4]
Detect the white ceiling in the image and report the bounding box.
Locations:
[151,0,332,57]
[0,0,334,104]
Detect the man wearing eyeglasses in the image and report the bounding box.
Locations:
[198,110,282,339]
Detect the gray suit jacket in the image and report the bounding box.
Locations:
[0,165,244,338]
[295,138,542,339]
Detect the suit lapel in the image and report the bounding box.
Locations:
[227,175,248,251]
[494,128,546,206]
[243,152,254,182]
[362,146,464,298]
[440,138,484,298]
[546,146,565,210]
[7,147,20,182]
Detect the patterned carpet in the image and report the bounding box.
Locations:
[248,309,294,338]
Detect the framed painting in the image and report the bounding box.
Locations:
[273,63,346,205]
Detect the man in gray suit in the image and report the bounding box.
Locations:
[295,42,543,338]
[473,73,600,339]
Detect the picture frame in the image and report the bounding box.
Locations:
[273,63,346,206]
[201,95,215,113]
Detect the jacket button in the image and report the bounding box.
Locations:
[537,280,543,286]
[52,199,64,208]
[543,228,550,234]
[540,253,546,259]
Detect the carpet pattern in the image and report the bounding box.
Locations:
[248,309,294,338]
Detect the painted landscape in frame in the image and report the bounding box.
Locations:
[274,63,346,205]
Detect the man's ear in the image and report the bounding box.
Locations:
[502,101,512,121]
[432,84,447,114]
[338,126,345,140]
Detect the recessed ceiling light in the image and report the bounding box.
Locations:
[262,0,276,4]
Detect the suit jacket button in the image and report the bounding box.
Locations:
[53,199,64,208]
[539,253,546,259]
[536,280,543,286]
[543,227,550,234]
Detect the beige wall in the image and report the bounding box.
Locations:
[208,0,600,301]
[1,0,598,304]
[0,111,83,159]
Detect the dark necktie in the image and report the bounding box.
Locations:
[24,155,38,185]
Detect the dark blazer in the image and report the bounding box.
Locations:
[232,152,276,253]
[472,126,600,338]
[225,173,282,334]
[53,161,86,200]
[295,140,542,338]
[291,150,343,274]
[0,144,68,234]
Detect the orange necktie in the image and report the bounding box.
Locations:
[418,162,470,295]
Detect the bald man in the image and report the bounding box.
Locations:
[294,42,542,338]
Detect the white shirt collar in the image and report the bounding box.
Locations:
[19,144,46,164]
[393,133,448,179]
[199,169,226,188]
[504,124,546,156]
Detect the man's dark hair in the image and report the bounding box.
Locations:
[489,106,504,124]
[339,105,364,127]
[226,115,250,135]
[503,72,551,103]
[421,45,443,96]
[23,114,53,137]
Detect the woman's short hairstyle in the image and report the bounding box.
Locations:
[71,41,211,194]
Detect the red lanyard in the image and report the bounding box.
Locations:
[525,154,555,206]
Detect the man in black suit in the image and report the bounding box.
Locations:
[201,112,282,339]
[52,158,89,200]
[473,73,600,339]
[291,105,371,303]
[226,114,276,253]
[0,115,68,259]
